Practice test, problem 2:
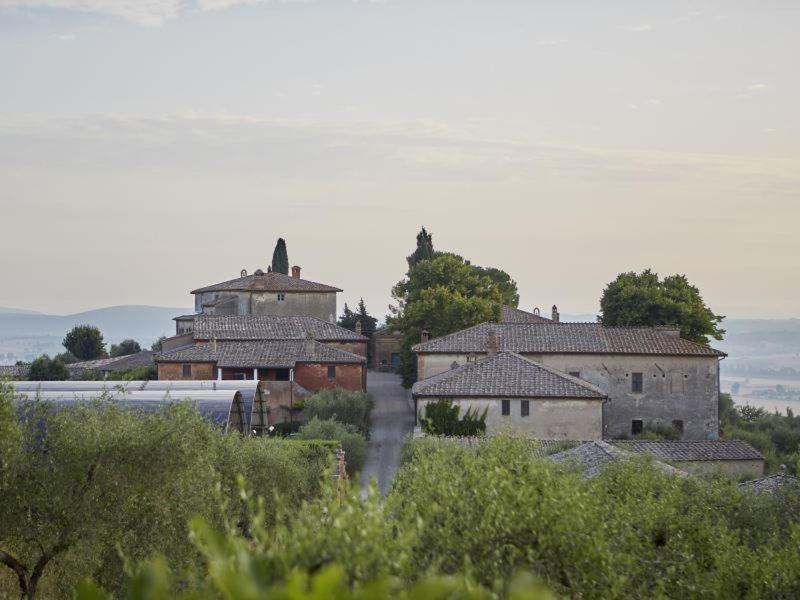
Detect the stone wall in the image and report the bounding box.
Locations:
[372,332,402,371]
[294,362,365,392]
[196,291,337,322]
[326,341,368,358]
[157,361,215,380]
[418,352,720,441]
[416,396,603,440]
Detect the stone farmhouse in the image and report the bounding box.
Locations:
[191,265,341,323]
[412,321,726,441]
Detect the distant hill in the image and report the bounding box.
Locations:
[0,306,44,315]
[0,305,191,364]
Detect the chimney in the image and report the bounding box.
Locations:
[305,330,316,356]
[486,329,498,356]
[551,305,560,323]
[291,265,301,279]
[420,329,430,343]
[355,321,362,335]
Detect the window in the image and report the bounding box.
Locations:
[569,371,580,378]
[501,399,510,416]
[327,365,336,380]
[520,400,530,417]
[631,372,643,393]
[672,419,684,436]
[631,419,643,435]
[277,293,286,302]
[181,364,192,378]
[234,372,247,381]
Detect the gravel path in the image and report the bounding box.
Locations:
[360,371,416,496]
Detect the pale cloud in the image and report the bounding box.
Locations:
[57,31,75,40]
[537,38,567,47]
[626,24,652,32]
[747,83,768,91]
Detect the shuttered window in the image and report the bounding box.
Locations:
[631,372,643,393]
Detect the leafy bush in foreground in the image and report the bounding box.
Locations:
[298,417,367,475]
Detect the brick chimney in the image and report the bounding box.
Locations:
[291,265,301,279]
[486,329,498,356]
[305,330,316,355]
[355,321,362,335]
[420,329,429,343]
[551,305,560,323]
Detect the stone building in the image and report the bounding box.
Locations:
[413,322,726,441]
[190,265,341,323]
[412,350,606,440]
[371,326,402,372]
[500,304,555,323]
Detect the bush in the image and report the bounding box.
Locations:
[27,354,69,381]
[303,388,374,436]
[298,417,367,476]
[421,398,487,436]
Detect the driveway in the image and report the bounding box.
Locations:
[361,370,416,496]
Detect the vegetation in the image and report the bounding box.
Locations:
[338,298,378,339]
[109,339,141,357]
[297,417,367,476]
[271,237,290,275]
[0,384,332,599]
[62,325,107,360]
[599,269,725,344]
[27,354,69,380]
[720,393,800,475]
[420,398,487,436]
[390,229,519,387]
[80,436,800,599]
[302,388,374,436]
[150,336,167,352]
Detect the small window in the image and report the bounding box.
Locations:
[672,419,684,436]
[569,371,580,378]
[631,372,643,393]
[234,372,247,381]
[277,293,286,302]
[501,399,510,416]
[182,364,192,378]
[520,400,530,417]
[631,419,643,435]
[327,365,336,380]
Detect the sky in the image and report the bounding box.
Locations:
[0,1,798,319]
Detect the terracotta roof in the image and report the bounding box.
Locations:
[193,315,367,342]
[156,340,365,369]
[411,351,607,399]
[501,305,551,323]
[738,474,799,494]
[192,271,341,294]
[610,440,763,462]
[549,441,687,478]
[67,351,155,373]
[412,322,725,357]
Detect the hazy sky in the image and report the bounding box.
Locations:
[0,1,798,319]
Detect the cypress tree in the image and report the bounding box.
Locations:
[271,238,290,275]
[407,227,434,269]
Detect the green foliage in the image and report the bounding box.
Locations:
[303,388,374,436]
[272,237,290,275]
[150,336,167,352]
[599,269,725,344]
[0,385,331,599]
[406,226,434,269]
[421,398,487,436]
[63,325,107,360]
[297,418,367,476]
[338,299,378,337]
[635,421,682,440]
[115,364,158,381]
[719,393,800,474]
[28,354,69,380]
[109,339,142,357]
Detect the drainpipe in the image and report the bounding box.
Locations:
[289,367,295,424]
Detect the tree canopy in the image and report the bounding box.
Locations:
[27,355,69,381]
[406,227,434,269]
[338,299,378,339]
[62,325,106,360]
[109,339,141,357]
[271,238,290,275]
[599,270,725,344]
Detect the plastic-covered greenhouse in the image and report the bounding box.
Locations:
[10,383,251,434]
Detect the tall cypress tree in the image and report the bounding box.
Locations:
[406,227,434,270]
[271,238,290,275]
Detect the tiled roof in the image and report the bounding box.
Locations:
[501,305,551,323]
[68,351,155,373]
[192,271,341,294]
[411,352,607,399]
[193,315,367,342]
[156,340,365,369]
[738,474,799,494]
[0,364,30,378]
[549,441,687,478]
[412,322,725,357]
[173,314,197,321]
[610,440,763,462]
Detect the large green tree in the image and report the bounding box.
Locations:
[62,325,106,360]
[407,227,434,269]
[27,355,69,381]
[599,270,725,344]
[391,246,517,387]
[271,238,290,275]
[109,339,141,358]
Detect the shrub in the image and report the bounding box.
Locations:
[27,354,69,381]
[298,417,367,475]
[421,398,487,436]
[302,388,374,436]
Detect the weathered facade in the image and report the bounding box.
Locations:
[191,266,341,323]
[371,326,402,371]
[413,323,725,441]
[412,351,606,440]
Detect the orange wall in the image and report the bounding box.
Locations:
[157,362,215,380]
[294,363,364,392]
